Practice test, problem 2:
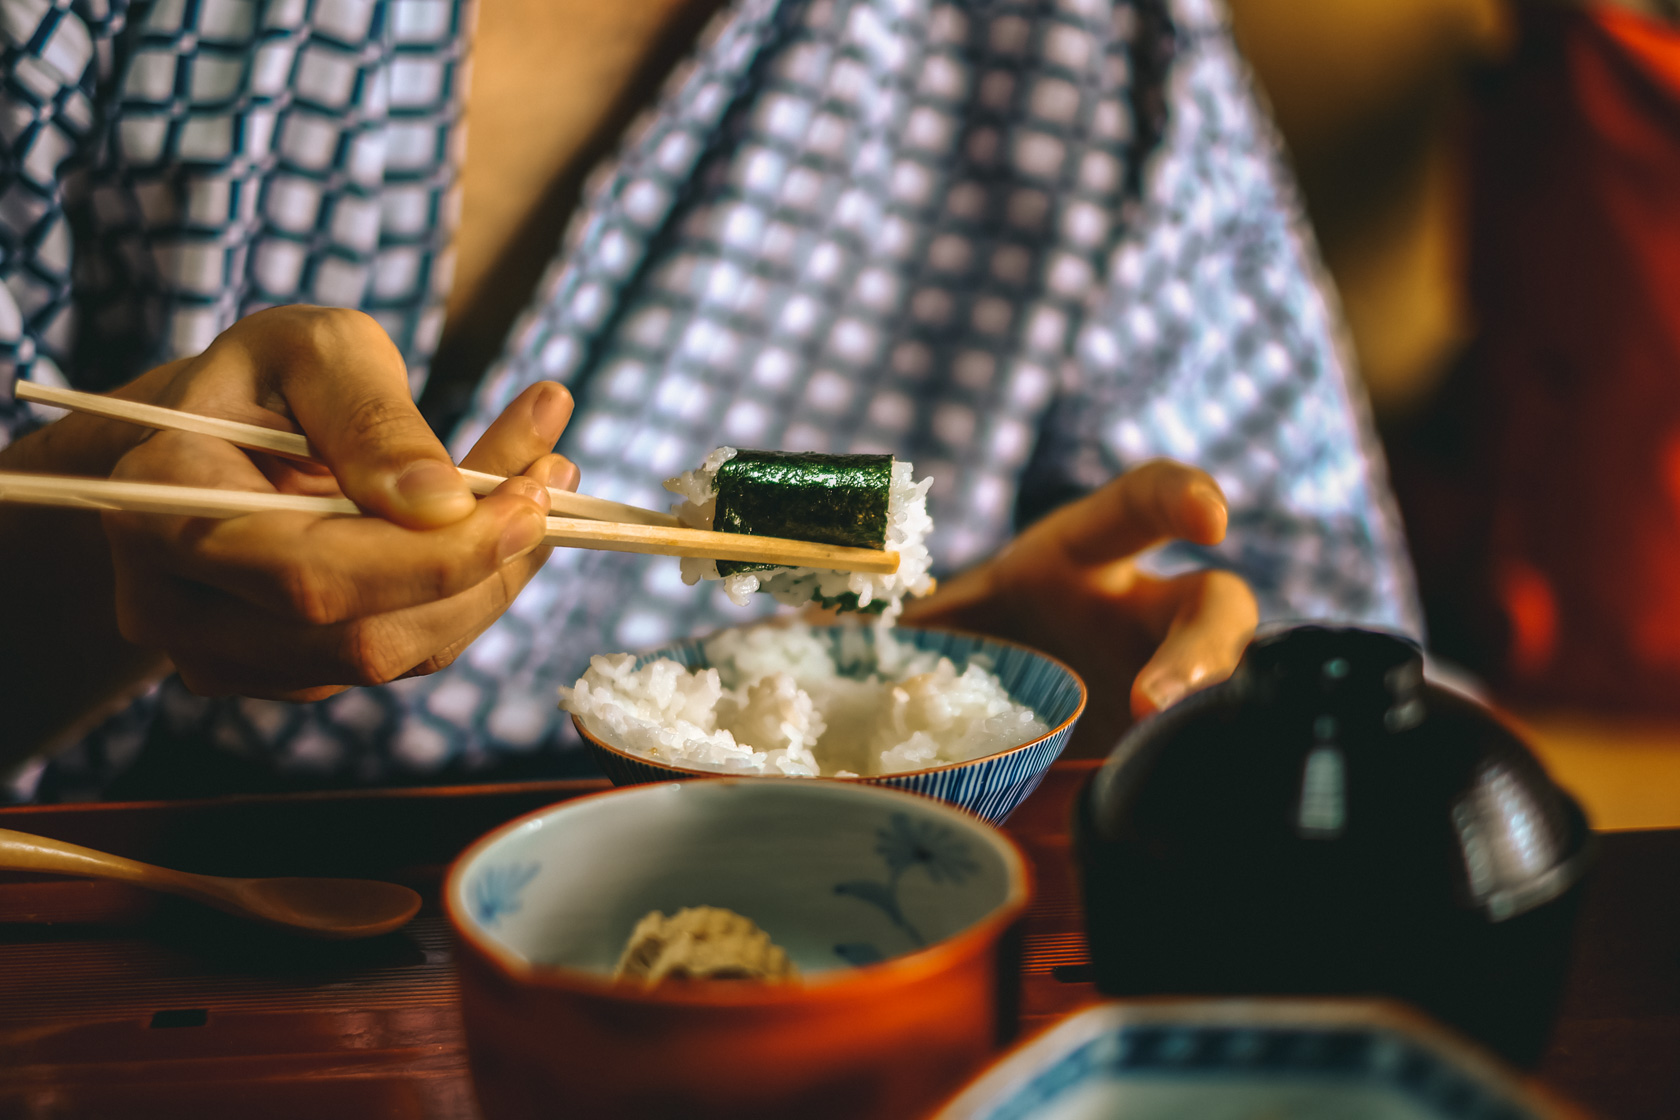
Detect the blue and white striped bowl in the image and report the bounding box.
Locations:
[572,626,1087,825]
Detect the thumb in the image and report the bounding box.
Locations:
[1129,569,1257,718]
[252,307,474,529]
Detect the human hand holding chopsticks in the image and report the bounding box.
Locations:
[2,304,899,733]
[98,305,575,700]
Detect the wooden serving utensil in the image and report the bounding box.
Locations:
[0,827,421,939]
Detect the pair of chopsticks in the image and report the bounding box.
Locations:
[18,381,678,527]
[5,383,899,577]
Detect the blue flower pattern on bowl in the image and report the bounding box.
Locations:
[876,811,983,884]
[834,812,980,956]
[471,861,540,928]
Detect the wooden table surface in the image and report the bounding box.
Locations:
[0,761,1674,1120]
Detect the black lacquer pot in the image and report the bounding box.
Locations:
[1075,626,1594,1066]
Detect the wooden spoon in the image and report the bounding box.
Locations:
[0,828,421,939]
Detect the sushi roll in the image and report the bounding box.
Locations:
[665,447,934,619]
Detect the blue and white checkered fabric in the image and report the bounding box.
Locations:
[1,0,1419,800]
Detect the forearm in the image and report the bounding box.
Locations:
[0,364,184,772]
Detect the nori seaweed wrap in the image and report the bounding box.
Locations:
[712,451,893,577]
[665,447,935,619]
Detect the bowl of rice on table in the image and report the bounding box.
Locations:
[561,621,1087,825]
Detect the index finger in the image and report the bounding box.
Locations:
[1039,459,1228,567]
[164,483,549,625]
[105,427,550,623]
[235,306,475,530]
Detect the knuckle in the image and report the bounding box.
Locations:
[303,307,399,364]
[278,564,348,626]
[419,552,467,601]
[1129,458,1195,500]
[342,392,416,447]
[502,476,545,504]
[408,646,459,678]
[255,306,401,380]
[488,565,520,614]
[338,619,407,686]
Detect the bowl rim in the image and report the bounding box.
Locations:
[929,997,1586,1120]
[567,622,1089,782]
[445,777,1035,1006]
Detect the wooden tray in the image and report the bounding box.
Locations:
[1,762,1674,1119]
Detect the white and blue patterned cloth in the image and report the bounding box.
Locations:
[0,0,1420,800]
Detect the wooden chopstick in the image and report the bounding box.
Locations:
[538,515,899,572]
[14,381,681,529]
[0,472,902,576]
[0,471,362,519]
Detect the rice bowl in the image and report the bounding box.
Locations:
[564,624,1087,824]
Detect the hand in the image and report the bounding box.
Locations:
[102,305,578,700]
[900,460,1258,755]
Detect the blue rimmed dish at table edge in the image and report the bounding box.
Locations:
[931,998,1585,1120]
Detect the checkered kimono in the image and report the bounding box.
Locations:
[0,0,1419,799]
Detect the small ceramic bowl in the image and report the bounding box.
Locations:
[571,625,1087,825]
[446,779,1033,1120]
[932,998,1586,1120]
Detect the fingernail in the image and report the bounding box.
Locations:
[1191,480,1226,511]
[552,455,580,493]
[499,510,544,565]
[394,460,474,520]
[533,384,569,442]
[1138,674,1188,712]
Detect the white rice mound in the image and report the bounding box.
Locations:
[559,622,1049,778]
[664,447,935,624]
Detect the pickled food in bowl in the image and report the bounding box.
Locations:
[614,906,798,986]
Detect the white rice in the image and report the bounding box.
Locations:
[664,448,935,624]
[559,622,1049,777]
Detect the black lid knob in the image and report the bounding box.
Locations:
[1235,625,1425,736]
